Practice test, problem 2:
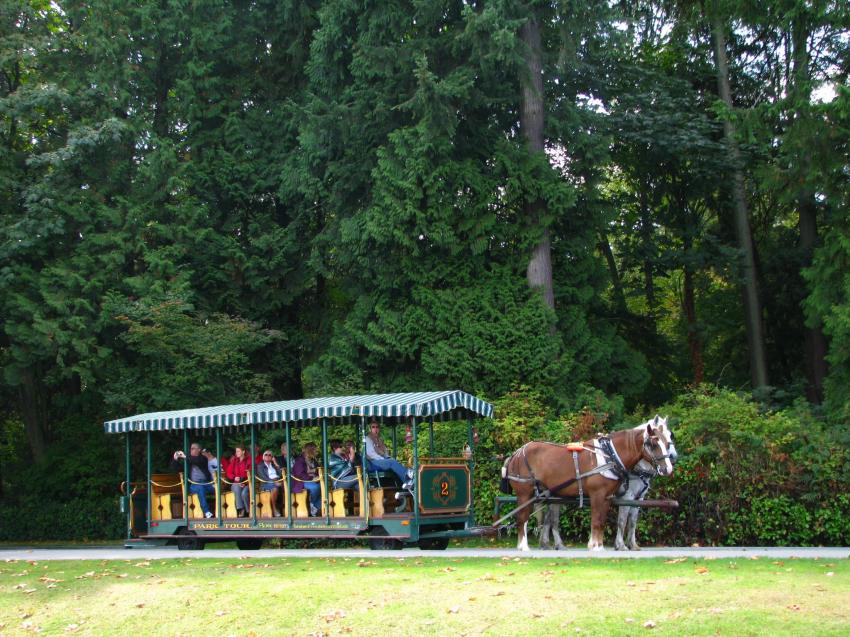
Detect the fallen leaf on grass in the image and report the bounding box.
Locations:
[493,591,505,597]
[319,610,346,623]
[826,572,834,577]
[215,610,227,617]
[695,566,709,574]
[135,603,145,608]
[64,624,79,632]
[664,558,686,564]
[643,620,656,629]
[447,607,460,614]
[787,604,801,611]
[624,618,634,624]
[440,567,456,573]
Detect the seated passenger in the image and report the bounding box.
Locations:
[202,448,219,474]
[226,445,251,517]
[365,420,412,489]
[256,450,282,516]
[344,439,362,466]
[275,442,289,469]
[292,442,322,516]
[171,442,214,518]
[329,439,358,490]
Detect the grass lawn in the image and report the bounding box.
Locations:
[1,556,847,636]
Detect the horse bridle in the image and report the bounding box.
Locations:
[642,431,674,475]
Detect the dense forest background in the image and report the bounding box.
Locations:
[1,0,848,543]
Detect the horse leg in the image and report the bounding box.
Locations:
[627,507,641,551]
[614,504,629,551]
[549,504,566,550]
[587,492,611,551]
[515,495,532,552]
[538,505,550,550]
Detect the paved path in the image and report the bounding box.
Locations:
[1,546,848,561]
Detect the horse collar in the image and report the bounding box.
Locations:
[598,435,628,479]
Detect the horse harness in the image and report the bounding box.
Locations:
[505,436,629,509]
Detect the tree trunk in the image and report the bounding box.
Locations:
[18,370,49,463]
[791,10,828,403]
[709,9,769,390]
[519,12,555,311]
[639,186,657,320]
[682,265,704,385]
[599,234,627,312]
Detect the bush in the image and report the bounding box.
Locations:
[0,498,124,542]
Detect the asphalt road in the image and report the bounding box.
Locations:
[1,546,848,561]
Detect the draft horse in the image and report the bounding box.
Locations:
[501,421,674,551]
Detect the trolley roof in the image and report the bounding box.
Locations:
[103,390,493,434]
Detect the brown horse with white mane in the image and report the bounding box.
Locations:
[502,423,674,551]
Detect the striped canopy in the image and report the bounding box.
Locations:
[103,390,493,434]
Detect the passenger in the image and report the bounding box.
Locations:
[202,448,219,474]
[344,439,362,466]
[256,450,282,516]
[292,442,322,516]
[365,420,412,489]
[275,442,289,469]
[226,445,251,517]
[253,444,263,466]
[220,449,233,476]
[171,443,214,518]
[328,439,358,489]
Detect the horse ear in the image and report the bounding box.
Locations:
[653,415,659,426]
[646,423,653,436]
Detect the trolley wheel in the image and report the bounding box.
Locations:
[236,539,263,550]
[176,529,204,551]
[417,537,449,550]
[367,528,403,550]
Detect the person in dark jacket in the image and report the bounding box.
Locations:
[171,442,214,518]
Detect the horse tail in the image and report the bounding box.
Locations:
[499,455,513,494]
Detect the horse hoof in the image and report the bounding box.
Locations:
[555,544,566,551]
[614,544,625,551]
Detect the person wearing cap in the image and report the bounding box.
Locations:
[365,420,412,489]
[256,450,283,516]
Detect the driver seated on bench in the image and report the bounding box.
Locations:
[365,420,412,490]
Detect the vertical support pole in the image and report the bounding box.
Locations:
[391,419,397,457]
[146,431,152,529]
[428,416,434,458]
[361,416,369,524]
[250,424,257,525]
[467,417,475,526]
[216,428,222,521]
[285,422,292,525]
[125,433,132,540]
[182,429,189,525]
[412,417,419,535]
[322,418,330,522]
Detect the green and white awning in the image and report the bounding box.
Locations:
[103,390,493,434]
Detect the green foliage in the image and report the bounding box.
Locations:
[102,292,279,414]
[0,499,124,542]
[653,386,850,546]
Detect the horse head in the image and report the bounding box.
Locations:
[651,415,678,464]
[642,416,675,476]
